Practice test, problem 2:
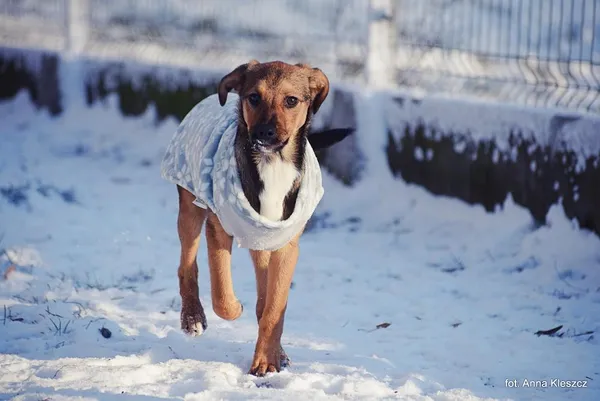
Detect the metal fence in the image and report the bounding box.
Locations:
[394,0,600,113]
[0,0,66,51]
[0,0,598,113]
[85,0,369,78]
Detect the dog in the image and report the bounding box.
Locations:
[160,60,352,376]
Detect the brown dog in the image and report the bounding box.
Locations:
[166,60,350,376]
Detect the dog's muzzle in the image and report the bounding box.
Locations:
[251,123,286,153]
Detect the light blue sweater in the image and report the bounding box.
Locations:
[160,93,324,251]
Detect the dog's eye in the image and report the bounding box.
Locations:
[247,93,261,106]
[285,96,299,108]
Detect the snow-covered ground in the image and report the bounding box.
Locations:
[1,64,600,400]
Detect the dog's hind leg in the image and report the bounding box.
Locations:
[250,250,270,323]
[205,211,243,321]
[177,185,208,336]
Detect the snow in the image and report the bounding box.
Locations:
[1,63,600,400]
[383,89,600,172]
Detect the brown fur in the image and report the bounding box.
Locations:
[174,60,329,377]
[176,186,208,335]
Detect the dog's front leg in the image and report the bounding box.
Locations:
[176,186,208,336]
[205,212,243,321]
[249,232,302,376]
[250,250,290,369]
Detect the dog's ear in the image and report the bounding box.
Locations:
[308,68,330,114]
[218,60,259,106]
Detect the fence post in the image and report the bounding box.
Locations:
[64,0,90,55]
[366,0,397,88]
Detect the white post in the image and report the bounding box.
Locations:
[366,0,397,88]
[65,0,90,55]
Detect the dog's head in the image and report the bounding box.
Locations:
[218,60,329,154]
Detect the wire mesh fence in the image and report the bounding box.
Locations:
[86,0,369,78]
[0,0,598,113]
[394,0,600,113]
[0,0,66,51]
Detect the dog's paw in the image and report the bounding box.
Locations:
[249,358,279,377]
[213,299,244,321]
[249,345,290,376]
[181,307,207,336]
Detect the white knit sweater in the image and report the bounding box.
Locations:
[160,93,324,251]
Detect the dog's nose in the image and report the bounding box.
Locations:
[254,123,276,142]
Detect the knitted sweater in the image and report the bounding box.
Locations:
[160,93,324,251]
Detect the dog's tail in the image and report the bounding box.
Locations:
[307,128,354,150]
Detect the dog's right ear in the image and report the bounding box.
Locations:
[218,60,259,106]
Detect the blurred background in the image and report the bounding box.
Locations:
[1,1,599,400]
[1,0,598,111]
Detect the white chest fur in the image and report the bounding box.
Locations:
[257,157,300,221]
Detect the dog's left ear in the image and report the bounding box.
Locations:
[308,68,330,114]
[218,60,259,106]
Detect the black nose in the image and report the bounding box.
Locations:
[254,123,276,142]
